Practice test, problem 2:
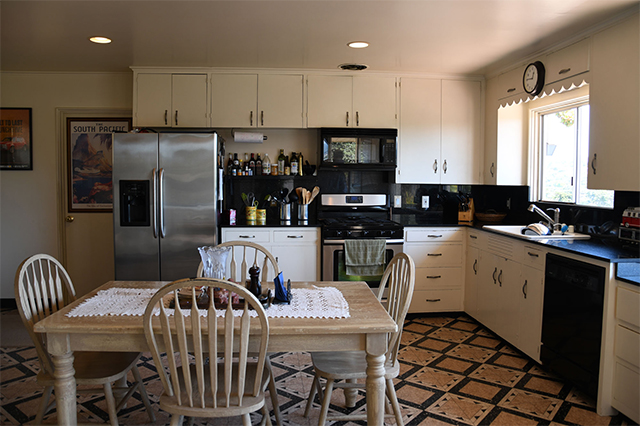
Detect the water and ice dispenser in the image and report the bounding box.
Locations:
[119,180,150,227]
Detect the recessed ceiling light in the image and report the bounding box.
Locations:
[89,36,112,44]
[348,41,369,49]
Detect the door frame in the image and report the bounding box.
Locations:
[55,107,132,266]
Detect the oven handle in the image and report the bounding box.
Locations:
[322,239,405,245]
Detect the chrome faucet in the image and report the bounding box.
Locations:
[528,204,561,231]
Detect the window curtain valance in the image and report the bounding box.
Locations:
[498,72,589,108]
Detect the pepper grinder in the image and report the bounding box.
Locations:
[248,264,261,298]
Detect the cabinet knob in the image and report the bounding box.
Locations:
[66,215,74,223]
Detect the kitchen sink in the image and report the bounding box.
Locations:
[483,225,591,240]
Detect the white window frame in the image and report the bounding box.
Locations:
[528,95,612,207]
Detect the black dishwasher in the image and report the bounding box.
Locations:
[541,253,606,398]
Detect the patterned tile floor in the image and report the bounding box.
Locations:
[1,312,636,425]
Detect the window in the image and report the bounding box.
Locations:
[534,99,613,208]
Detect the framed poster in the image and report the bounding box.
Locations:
[67,118,131,212]
[0,108,33,170]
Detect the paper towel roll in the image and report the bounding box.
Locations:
[233,132,264,143]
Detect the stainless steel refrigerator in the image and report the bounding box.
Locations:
[113,132,221,281]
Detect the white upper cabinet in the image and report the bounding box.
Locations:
[307,75,397,128]
[588,16,639,191]
[398,78,482,184]
[352,77,397,128]
[397,78,441,183]
[135,73,208,128]
[210,73,304,128]
[496,65,525,100]
[258,74,304,128]
[441,79,482,184]
[211,74,258,128]
[545,38,590,84]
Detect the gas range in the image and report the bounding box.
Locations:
[318,194,404,240]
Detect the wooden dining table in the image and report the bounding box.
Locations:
[34,280,397,425]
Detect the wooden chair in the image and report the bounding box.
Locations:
[14,254,155,426]
[303,252,416,425]
[197,241,282,425]
[143,277,272,426]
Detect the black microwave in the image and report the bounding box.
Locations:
[320,128,397,170]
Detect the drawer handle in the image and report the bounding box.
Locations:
[427,253,443,257]
[559,68,571,75]
[287,235,303,238]
[527,252,539,257]
[239,235,255,239]
[507,87,516,93]
[426,275,442,279]
[427,234,443,238]
[426,299,441,302]
[469,235,478,239]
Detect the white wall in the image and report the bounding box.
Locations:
[0,72,132,298]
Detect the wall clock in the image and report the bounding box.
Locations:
[523,61,546,96]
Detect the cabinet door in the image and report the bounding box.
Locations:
[441,80,482,184]
[588,17,639,190]
[397,78,441,183]
[497,258,520,345]
[496,65,525,100]
[211,74,258,128]
[258,74,304,128]
[172,74,209,128]
[307,75,353,128]
[271,244,317,281]
[476,250,499,329]
[465,246,480,318]
[519,265,543,362]
[135,73,172,127]
[352,76,397,128]
[545,38,590,84]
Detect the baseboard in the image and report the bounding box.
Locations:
[0,299,17,310]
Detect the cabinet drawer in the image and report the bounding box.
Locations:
[613,362,640,424]
[405,243,462,268]
[467,229,484,249]
[522,245,545,270]
[497,65,525,99]
[616,325,640,368]
[273,229,318,243]
[409,289,463,313]
[223,229,271,243]
[405,228,462,243]
[617,287,640,329]
[415,267,463,290]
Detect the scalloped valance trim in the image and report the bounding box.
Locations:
[498,72,589,108]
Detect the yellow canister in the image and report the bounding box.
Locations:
[257,209,266,225]
[246,206,257,224]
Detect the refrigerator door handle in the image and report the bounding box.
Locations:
[152,168,158,238]
[159,167,166,238]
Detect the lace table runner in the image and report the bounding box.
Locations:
[66,286,350,319]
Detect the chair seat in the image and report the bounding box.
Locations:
[311,351,400,381]
[160,361,270,418]
[37,351,141,385]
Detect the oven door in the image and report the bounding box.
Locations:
[322,239,403,288]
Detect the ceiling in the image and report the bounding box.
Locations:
[1,1,638,76]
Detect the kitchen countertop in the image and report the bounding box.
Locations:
[394,217,640,263]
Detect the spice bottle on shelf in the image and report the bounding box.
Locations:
[278,149,286,176]
[232,153,239,176]
[263,153,271,175]
[291,152,299,176]
[298,151,304,176]
[284,155,291,176]
[255,153,262,176]
[249,153,256,176]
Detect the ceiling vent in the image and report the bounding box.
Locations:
[338,63,368,71]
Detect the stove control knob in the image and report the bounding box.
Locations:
[363,230,370,237]
[335,230,344,238]
[346,230,353,237]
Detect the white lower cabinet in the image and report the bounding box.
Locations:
[612,285,640,424]
[404,228,464,313]
[221,227,319,282]
[471,233,546,362]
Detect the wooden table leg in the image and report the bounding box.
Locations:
[366,333,387,426]
[48,334,77,426]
